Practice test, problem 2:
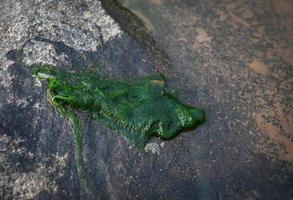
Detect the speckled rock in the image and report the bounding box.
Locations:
[0,0,158,199]
[118,0,293,199]
[1,0,293,199]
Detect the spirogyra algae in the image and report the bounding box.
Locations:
[32,65,205,189]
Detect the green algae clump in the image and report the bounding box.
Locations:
[33,66,205,147]
[32,65,205,189]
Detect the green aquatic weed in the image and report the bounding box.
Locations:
[32,65,205,189]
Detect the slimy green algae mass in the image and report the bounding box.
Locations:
[32,66,205,189]
[33,66,205,147]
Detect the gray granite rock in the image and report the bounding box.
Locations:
[0,0,159,199]
[1,0,293,199]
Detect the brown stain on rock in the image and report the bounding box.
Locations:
[275,47,293,66]
[266,51,273,60]
[274,0,293,16]
[255,112,293,161]
[239,5,254,19]
[248,60,269,76]
[274,0,293,42]
[229,13,250,28]
[195,27,212,44]
[254,26,265,38]
[150,0,162,6]
[216,3,253,29]
[271,1,293,66]
[218,11,228,21]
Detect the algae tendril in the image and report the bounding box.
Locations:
[32,65,205,191]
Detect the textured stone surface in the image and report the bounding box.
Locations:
[120,0,293,199]
[1,0,293,199]
[0,0,157,199]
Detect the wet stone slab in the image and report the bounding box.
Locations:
[0,0,159,199]
[1,0,293,199]
[118,0,293,199]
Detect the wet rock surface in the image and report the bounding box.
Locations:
[119,0,293,199]
[1,0,293,199]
